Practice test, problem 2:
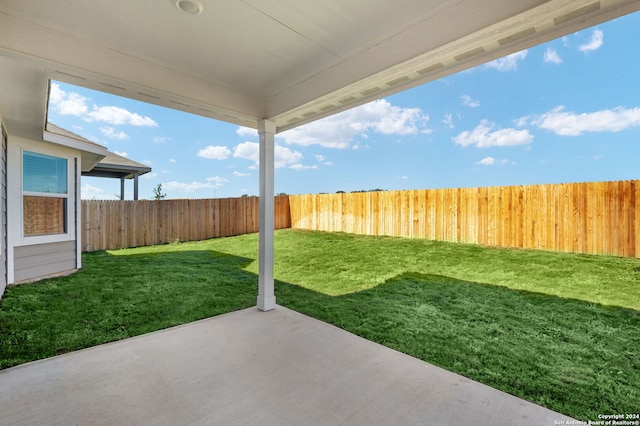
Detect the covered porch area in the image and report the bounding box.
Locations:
[0,306,573,425]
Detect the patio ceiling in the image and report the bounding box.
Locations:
[0,0,639,141]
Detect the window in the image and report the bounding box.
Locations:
[22,150,68,237]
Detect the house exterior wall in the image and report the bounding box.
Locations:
[0,122,6,295]
[13,241,76,283]
[7,135,80,285]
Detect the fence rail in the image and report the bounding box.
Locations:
[82,181,640,258]
[288,180,640,258]
[81,196,291,252]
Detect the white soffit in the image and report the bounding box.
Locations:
[0,0,638,138]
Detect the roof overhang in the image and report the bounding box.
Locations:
[46,122,151,177]
[82,164,152,180]
[0,0,639,140]
[44,124,108,172]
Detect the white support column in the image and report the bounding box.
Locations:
[257,119,276,311]
[133,172,139,200]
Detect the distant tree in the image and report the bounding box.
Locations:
[241,194,249,198]
[336,190,346,194]
[351,189,384,193]
[276,192,288,196]
[152,183,167,200]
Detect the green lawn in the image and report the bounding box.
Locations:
[1,229,639,420]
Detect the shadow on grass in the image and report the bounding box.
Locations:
[0,250,258,369]
[276,272,640,421]
[1,249,639,420]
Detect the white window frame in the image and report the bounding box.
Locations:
[8,137,77,247]
[22,150,70,238]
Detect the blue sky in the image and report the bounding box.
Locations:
[48,11,640,200]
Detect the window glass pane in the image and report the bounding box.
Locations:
[23,196,67,236]
[23,151,67,194]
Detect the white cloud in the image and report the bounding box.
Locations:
[275,145,304,168]
[114,150,128,157]
[49,83,89,116]
[484,50,528,71]
[396,176,408,180]
[525,106,640,136]
[206,176,229,187]
[579,29,603,52]
[442,113,454,129]
[290,164,318,171]
[314,154,333,165]
[197,145,231,160]
[99,126,128,140]
[233,171,251,177]
[142,159,153,166]
[169,158,177,163]
[49,83,65,105]
[233,141,308,169]
[543,47,563,64]
[477,156,495,165]
[236,126,259,137]
[86,106,157,127]
[278,99,430,149]
[49,83,158,127]
[153,136,170,143]
[461,95,480,108]
[233,142,259,163]
[476,156,510,166]
[453,120,534,148]
[163,180,216,192]
[56,93,89,116]
[81,183,115,200]
[141,172,158,180]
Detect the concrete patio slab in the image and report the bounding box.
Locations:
[0,306,575,425]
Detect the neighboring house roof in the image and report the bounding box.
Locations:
[47,123,151,179]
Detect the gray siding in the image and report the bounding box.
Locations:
[14,240,77,283]
[0,125,6,296]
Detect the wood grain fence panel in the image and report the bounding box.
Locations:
[477,187,488,246]
[445,189,455,242]
[629,181,636,258]
[579,182,588,254]
[487,186,497,247]
[83,181,640,258]
[614,181,623,256]
[563,184,572,252]
[387,190,396,237]
[635,181,640,257]
[605,181,614,255]
[274,196,286,230]
[521,185,531,250]
[413,190,424,239]
[334,194,343,232]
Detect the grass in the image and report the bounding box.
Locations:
[1,229,639,420]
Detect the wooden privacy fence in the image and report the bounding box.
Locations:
[82,180,640,258]
[82,196,291,252]
[288,180,640,258]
